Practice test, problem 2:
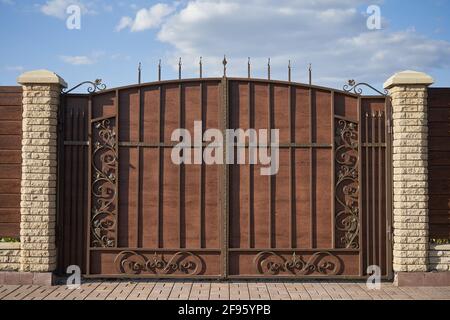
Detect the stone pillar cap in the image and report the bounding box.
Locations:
[17,69,67,88]
[384,70,434,89]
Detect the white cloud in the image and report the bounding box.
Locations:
[60,55,94,65]
[116,3,177,32]
[116,16,133,32]
[5,66,24,72]
[60,51,105,65]
[40,0,95,19]
[133,0,450,88]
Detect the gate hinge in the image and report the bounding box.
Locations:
[387,226,393,241]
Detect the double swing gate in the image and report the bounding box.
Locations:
[57,77,393,279]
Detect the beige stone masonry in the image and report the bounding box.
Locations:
[384,71,433,273]
[0,243,21,271]
[429,244,450,271]
[16,70,66,273]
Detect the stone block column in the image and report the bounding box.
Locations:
[17,70,67,273]
[384,70,433,273]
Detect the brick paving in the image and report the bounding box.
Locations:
[0,281,449,300]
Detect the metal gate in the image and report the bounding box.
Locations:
[57,77,393,279]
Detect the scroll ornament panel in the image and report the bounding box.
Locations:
[91,118,118,248]
[335,119,360,249]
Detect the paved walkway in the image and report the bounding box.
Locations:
[1,281,449,300]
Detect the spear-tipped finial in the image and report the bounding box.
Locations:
[248,57,251,79]
[268,58,271,80]
[178,57,182,80]
[138,62,142,84]
[308,63,312,85]
[222,55,227,77]
[199,56,203,78]
[288,60,292,82]
[158,59,162,81]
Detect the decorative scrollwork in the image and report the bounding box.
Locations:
[62,79,107,94]
[91,119,117,247]
[254,252,341,276]
[335,119,359,249]
[114,251,203,275]
[343,79,388,96]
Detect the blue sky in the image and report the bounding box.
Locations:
[1,0,450,91]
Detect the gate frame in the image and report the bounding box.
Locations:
[57,76,394,280]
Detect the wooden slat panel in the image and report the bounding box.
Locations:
[0,106,22,120]
[0,179,21,194]
[58,95,88,274]
[428,88,450,240]
[0,135,22,150]
[0,94,22,106]
[0,121,21,135]
[0,86,21,94]
[0,151,22,164]
[0,223,19,238]
[0,209,20,223]
[0,89,22,238]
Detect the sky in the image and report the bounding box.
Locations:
[0,0,450,92]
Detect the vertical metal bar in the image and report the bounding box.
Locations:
[157,85,163,248]
[309,87,315,248]
[80,109,86,271]
[136,88,142,248]
[308,64,312,86]
[138,62,142,84]
[357,97,363,275]
[86,95,92,275]
[179,83,184,248]
[115,89,120,248]
[220,76,229,278]
[268,83,273,248]
[385,98,393,278]
[288,85,295,248]
[248,81,253,249]
[70,109,79,265]
[56,93,65,273]
[65,108,73,269]
[371,112,377,266]
[331,91,336,249]
[248,58,251,79]
[158,60,162,82]
[200,82,205,248]
[378,110,383,271]
[365,111,370,268]
[288,61,292,83]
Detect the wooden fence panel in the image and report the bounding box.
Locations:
[0,86,22,238]
[428,88,450,239]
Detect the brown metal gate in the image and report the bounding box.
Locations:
[57,78,392,279]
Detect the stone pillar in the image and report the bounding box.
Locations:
[384,70,433,274]
[17,70,67,276]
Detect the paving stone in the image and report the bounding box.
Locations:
[2,281,450,300]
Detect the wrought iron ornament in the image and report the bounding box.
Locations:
[335,119,360,249]
[343,79,388,96]
[91,119,118,247]
[222,55,227,77]
[254,252,341,276]
[62,79,107,94]
[115,251,203,275]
